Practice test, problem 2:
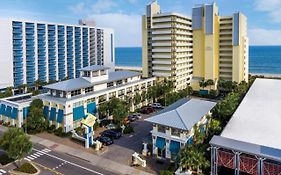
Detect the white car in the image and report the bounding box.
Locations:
[150,103,163,109]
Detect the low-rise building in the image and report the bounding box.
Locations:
[146,98,216,159]
[0,65,155,132]
[210,78,281,175]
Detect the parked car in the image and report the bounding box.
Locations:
[102,129,122,139]
[140,107,154,114]
[94,136,113,146]
[127,113,142,122]
[106,123,117,130]
[150,103,163,109]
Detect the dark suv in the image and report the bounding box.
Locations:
[102,129,122,139]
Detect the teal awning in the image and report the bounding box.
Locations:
[57,109,64,123]
[49,108,56,121]
[11,108,18,119]
[43,106,49,119]
[23,107,29,119]
[73,106,85,121]
[0,104,6,115]
[170,140,181,154]
[87,102,96,114]
[156,137,166,150]
[5,106,12,118]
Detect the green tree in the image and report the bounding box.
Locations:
[160,170,173,175]
[27,99,46,133]
[0,128,32,167]
[180,145,209,174]
[207,118,222,137]
[193,125,205,145]
[134,93,142,106]
[199,79,208,90]
[4,87,13,97]
[112,101,129,126]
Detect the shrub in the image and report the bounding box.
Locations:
[123,125,134,134]
[54,127,69,137]
[0,154,14,165]
[160,170,173,175]
[93,122,99,130]
[15,163,37,174]
[47,125,56,133]
[209,89,219,99]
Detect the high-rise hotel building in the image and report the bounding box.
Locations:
[0,19,115,89]
[192,3,248,89]
[142,1,193,90]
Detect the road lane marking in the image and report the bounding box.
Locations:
[33,148,104,175]
[30,155,38,158]
[27,156,34,160]
[24,158,31,161]
[32,162,64,175]
[0,169,6,173]
[33,153,41,157]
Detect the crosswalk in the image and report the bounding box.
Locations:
[0,169,7,175]
[24,148,51,162]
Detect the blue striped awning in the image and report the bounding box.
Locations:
[11,108,18,119]
[49,108,56,121]
[43,106,49,119]
[23,107,29,119]
[57,109,64,123]
[0,104,6,115]
[156,137,166,150]
[5,106,12,118]
[87,102,96,114]
[73,106,85,121]
[170,140,180,154]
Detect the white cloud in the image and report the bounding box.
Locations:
[255,0,281,23]
[69,1,141,47]
[91,0,117,14]
[89,13,141,47]
[68,2,88,15]
[249,28,281,45]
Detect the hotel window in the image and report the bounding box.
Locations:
[71,89,81,97]
[107,82,114,88]
[116,80,123,85]
[157,125,166,133]
[73,101,84,108]
[84,71,90,77]
[85,86,94,93]
[171,128,181,137]
[87,98,95,103]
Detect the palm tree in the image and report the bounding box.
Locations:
[180,145,209,174]
[199,79,208,90]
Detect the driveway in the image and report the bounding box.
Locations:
[101,114,153,165]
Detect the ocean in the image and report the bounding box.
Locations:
[115,46,281,74]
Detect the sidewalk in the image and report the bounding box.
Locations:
[0,126,154,175]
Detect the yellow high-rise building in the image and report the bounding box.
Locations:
[142,1,193,90]
[191,3,249,90]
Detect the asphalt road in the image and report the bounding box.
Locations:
[0,129,118,175]
[30,144,119,175]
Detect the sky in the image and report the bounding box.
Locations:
[0,0,281,47]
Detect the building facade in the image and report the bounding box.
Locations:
[0,19,115,89]
[192,3,248,90]
[146,98,216,159]
[142,1,193,90]
[0,66,155,133]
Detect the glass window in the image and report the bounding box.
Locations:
[171,128,181,137]
[157,125,166,133]
[71,89,81,97]
[107,82,114,88]
[85,86,94,93]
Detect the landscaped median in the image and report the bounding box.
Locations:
[10,162,40,175]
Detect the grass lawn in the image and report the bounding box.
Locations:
[15,163,37,174]
[0,154,14,165]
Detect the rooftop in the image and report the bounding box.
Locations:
[145,98,216,130]
[79,65,110,72]
[44,70,142,92]
[220,78,281,150]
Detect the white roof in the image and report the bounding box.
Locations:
[221,78,281,150]
[146,98,216,130]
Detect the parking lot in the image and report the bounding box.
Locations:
[100,113,153,165]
